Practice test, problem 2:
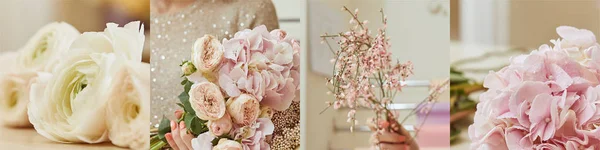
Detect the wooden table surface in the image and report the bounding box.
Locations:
[0,126,126,149]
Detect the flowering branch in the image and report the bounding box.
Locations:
[320,7,450,144]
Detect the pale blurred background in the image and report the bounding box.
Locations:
[0,0,150,62]
[450,0,600,149]
[451,0,600,77]
[305,0,450,149]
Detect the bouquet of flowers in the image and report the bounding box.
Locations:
[150,25,300,150]
[0,21,149,149]
[469,26,600,149]
[320,7,449,149]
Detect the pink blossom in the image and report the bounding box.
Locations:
[218,25,299,111]
[469,26,600,149]
[191,132,216,150]
[240,118,274,150]
[208,113,233,136]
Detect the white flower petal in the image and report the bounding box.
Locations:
[17,22,79,72]
[0,72,37,127]
[106,62,150,150]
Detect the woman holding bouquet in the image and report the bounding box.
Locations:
[150,0,287,149]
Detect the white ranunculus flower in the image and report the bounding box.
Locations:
[28,53,120,143]
[0,71,36,127]
[0,51,37,127]
[17,22,79,71]
[68,21,144,62]
[27,21,145,143]
[105,62,150,150]
[0,51,19,73]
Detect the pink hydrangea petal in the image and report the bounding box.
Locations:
[248,32,263,51]
[517,102,531,127]
[219,74,241,97]
[252,71,264,100]
[268,64,284,72]
[223,39,244,60]
[257,118,274,135]
[474,126,508,150]
[186,71,208,83]
[237,76,247,90]
[272,43,294,65]
[505,127,532,149]
[251,53,269,69]
[484,71,505,89]
[549,64,573,91]
[556,26,596,48]
[230,63,246,81]
[291,70,300,91]
[510,81,550,113]
[529,94,553,124]
[219,61,235,75]
[261,79,295,111]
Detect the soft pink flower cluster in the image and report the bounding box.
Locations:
[186,25,299,150]
[324,7,415,129]
[469,26,600,149]
[218,25,300,111]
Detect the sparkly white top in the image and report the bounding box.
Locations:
[149,0,279,127]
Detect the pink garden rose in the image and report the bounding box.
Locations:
[189,82,226,120]
[208,113,233,136]
[226,94,260,126]
[217,25,299,111]
[469,26,600,149]
[192,34,224,74]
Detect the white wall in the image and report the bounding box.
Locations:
[0,0,54,52]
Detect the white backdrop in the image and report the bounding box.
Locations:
[0,0,54,52]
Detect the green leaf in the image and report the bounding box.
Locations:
[184,113,208,135]
[181,79,187,85]
[210,134,234,146]
[211,137,220,146]
[157,116,171,142]
[178,79,195,115]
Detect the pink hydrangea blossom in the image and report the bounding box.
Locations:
[240,118,274,150]
[217,25,299,111]
[469,26,600,149]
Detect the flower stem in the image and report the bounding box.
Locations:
[150,140,166,150]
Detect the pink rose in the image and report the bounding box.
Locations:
[189,82,226,120]
[226,94,260,126]
[208,113,233,136]
[192,35,224,73]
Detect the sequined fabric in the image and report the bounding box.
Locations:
[149,0,279,127]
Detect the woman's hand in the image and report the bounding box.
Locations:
[370,130,409,150]
[165,110,195,150]
[368,118,419,150]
